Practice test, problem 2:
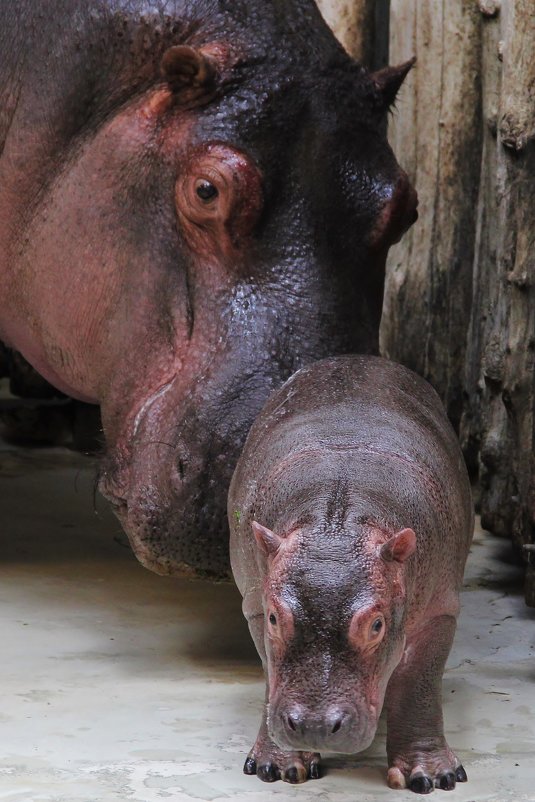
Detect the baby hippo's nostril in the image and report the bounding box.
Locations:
[326,706,352,738]
[283,705,305,735]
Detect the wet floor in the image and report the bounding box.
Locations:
[0,442,534,802]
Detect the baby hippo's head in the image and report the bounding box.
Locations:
[252,519,416,754]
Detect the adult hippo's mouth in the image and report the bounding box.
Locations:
[99,443,235,580]
[101,477,232,579]
[97,364,272,579]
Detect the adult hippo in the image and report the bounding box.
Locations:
[0,0,417,577]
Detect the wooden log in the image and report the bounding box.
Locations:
[316,0,379,65]
[474,0,535,554]
[380,0,483,434]
[381,0,535,600]
[459,3,503,473]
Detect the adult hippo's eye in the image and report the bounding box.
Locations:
[269,613,277,626]
[176,144,263,253]
[195,179,219,202]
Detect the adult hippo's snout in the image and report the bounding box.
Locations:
[98,349,294,578]
[97,237,394,580]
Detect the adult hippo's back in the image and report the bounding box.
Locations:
[0,1,417,577]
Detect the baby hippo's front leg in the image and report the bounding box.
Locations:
[385,615,468,793]
[244,688,321,784]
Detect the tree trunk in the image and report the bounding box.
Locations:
[468,0,535,601]
[379,0,535,603]
[380,0,483,435]
[316,0,389,67]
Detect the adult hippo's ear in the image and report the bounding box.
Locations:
[370,57,416,109]
[160,45,219,107]
[380,528,417,563]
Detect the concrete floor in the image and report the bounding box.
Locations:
[0,442,534,802]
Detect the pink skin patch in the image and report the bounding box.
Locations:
[368,171,418,250]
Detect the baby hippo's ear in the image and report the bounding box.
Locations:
[252,521,283,557]
[380,527,416,563]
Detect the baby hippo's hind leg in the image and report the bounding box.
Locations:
[385,615,468,794]
[244,693,321,784]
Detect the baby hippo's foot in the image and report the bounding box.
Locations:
[387,740,467,794]
[244,733,320,784]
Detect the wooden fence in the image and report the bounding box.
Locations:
[317,0,535,603]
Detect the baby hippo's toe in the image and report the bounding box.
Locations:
[388,745,467,794]
[244,744,321,784]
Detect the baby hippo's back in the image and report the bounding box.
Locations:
[229,356,473,606]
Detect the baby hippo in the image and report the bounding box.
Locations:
[228,355,473,793]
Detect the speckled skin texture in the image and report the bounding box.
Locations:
[229,355,473,791]
[0,2,416,578]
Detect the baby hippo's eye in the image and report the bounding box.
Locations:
[195,179,218,202]
[368,614,386,645]
[349,608,386,652]
[265,601,294,651]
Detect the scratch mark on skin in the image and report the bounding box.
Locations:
[0,34,24,159]
[132,377,177,438]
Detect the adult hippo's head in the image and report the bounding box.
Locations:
[0,2,417,577]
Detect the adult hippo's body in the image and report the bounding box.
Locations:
[0,1,417,577]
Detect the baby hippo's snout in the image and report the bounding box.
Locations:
[272,702,363,754]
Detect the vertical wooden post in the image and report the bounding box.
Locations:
[471,0,535,582]
[316,0,535,601]
[381,0,535,601]
[316,0,378,65]
[380,0,483,433]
